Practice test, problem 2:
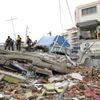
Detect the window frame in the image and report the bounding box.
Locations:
[82,6,97,16]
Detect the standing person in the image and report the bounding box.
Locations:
[32,40,37,47]
[10,39,14,51]
[4,36,12,50]
[26,36,32,52]
[16,35,21,51]
[98,29,100,39]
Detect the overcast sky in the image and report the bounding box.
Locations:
[0,0,96,43]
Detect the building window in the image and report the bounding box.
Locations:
[82,6,97,16]
[72,32,77,37]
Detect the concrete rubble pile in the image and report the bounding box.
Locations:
[0,49,100,100]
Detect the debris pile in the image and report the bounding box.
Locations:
[0,50,100,100]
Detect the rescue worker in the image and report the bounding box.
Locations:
[10,39,14,51]
[16,35,21,51]
[26,36,32,52]
[5,36,12,50]
[32,40,37,47]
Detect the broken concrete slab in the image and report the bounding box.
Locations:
[25,91,33,99]
[33,67,53,76]
[0,70,26,81]
[0,74,5,81]
[3,75,20,84]
[69,73,83,81]
[43,83,55,91]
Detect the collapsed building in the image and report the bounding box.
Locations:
[1,0,100,100]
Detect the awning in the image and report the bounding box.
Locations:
[76,20,100,28]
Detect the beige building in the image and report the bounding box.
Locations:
[63,0,100,53]
[75,0,100,40]
[75,0,100,23]
[62,27,79,52]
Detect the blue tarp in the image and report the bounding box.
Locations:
[36,35,70,53]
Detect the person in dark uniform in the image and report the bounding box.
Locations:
[5,36,12,50]
[16,35,21,51]
[26,36,32,52]
[10,39,14,51]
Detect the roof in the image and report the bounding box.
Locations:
[76,20,100,28]
[76,0,100,10]
[36,36,55,48]
[36,35,70,51]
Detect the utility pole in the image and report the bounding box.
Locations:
[25,25,29,43]
[26,25,29,37]
[6,17,17,41]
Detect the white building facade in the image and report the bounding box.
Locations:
[63,0,100,53]
[75,0,100,23]
[75,0,100,40]
[62,27,80,53]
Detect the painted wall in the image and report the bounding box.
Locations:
[75,1,100,23]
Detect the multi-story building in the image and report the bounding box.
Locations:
[75,0,100,23]
[63,0,100,54]
[62,27,80,53]
[75,0,100,39]
[74,0,100,65]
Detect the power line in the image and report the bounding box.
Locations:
[58,0,63,32]
[50,0,63,53]
[65,0,74,26]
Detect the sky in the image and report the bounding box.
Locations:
[0,0,96,43]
